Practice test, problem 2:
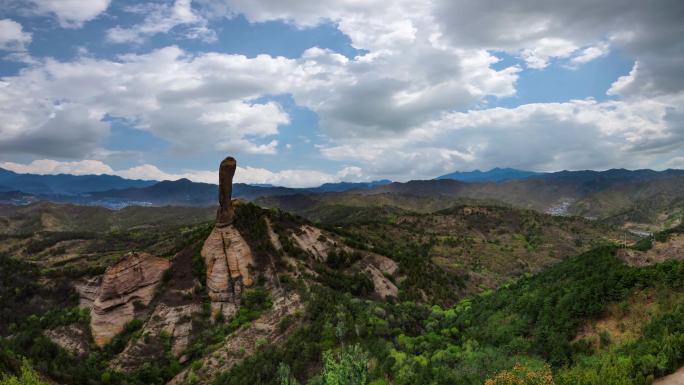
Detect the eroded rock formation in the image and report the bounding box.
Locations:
[202,225,254,316]
[202,156,255,316]
[358,253,399,298]
[216,156,237,227]
[110,303,200,372]
[90,252,170,346]
[291,225,339,261]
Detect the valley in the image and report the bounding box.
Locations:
[1,161,683,385]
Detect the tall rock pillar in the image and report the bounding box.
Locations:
[203,156,253,317]
[216,156,237,227]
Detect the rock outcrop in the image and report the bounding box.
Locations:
[617,234,684,267]
[74,276,101,309]
[90,252,170,346]
[167,292,302,385]
[357,253,399,298]
[110,303,200,372]
[44,324,90,356]
[291,225,340,261]
[202,225,254,317]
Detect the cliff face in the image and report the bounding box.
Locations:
[89,252,170,346]
[202,225,254,317]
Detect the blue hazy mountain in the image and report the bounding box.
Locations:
[0,167,155,194]
[0,167,396,207]
[306,180,392,193]
[436,167,542,182]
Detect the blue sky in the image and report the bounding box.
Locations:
[0,0,682,186]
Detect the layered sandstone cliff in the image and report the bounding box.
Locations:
[90,252,170,346]
[202,225,254,316]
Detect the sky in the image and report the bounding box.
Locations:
[0,0,683,187]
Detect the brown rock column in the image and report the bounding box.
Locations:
[216,156,237,227]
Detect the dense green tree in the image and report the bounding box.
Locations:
[320,345,369,385]
[0,359,49,385]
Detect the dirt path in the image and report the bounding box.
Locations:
[655,367,684,385]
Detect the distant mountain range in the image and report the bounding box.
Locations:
[0,167,155,194]
[258,168,684,231]
[308,179,392,193]
[436,167,542,182]
[4,166,684,231]
[0,167,393,208]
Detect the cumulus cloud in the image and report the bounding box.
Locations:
[203,0,684,178]
[318,96,684,179]
[29,0,110,28]
[432,0,684,95]
[520,38,578,69]
[235,166,337,187]
[221,1,522,139]
[107,0,215,44]
[0,46,294,157]
[3,0,684,183]
[0,19,31,51]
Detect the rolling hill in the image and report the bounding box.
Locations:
[436,167,541,182]
[1,198,683,385]
[260,169,684,231]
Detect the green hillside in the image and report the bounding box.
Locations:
[0,202,682,385]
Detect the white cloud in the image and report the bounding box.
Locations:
[317,96,684,179]
[607,62,640,97]
[0,159,114,175]
[199,0,684,178]
[0,46,294,157]
[107,0,215,44]
[235,166,337,187]
[29,0,111,28]
[520,38,578,69]
[116,164,341,187]
[3,0,684,181]
[0,19,32,51]
[336,166,364,181]
[569,43,610,67]
[115,164,217,183]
